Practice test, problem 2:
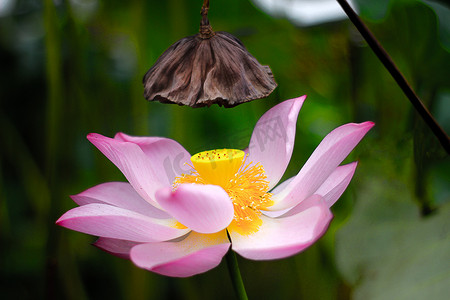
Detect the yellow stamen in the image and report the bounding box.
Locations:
[174,149,274,236]
[173,221,188,229]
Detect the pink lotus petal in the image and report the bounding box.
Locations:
[114,133,192,185]
[267,163,357,217]
[276,194,324,218]
[56,203,189,242]
[270,122,374,210]
[114,134,164,144]
[87,133,164,208]
[315,162,358,207]
[270,176,295,194]
[93,237,141,259]
[261,176,296,218]
[259,177,294,218]
[230,197,332,260]
[155,184,234,234]
[130,231,230,277]
[71,182,170,219]
[247,96,306,189]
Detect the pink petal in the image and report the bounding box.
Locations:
[276,194,326,218]
[71,182,170,219]
[155,184,234,234]
[130,231,230,277]
[87,133,164,208]
[114,133,192,185]
[230,197,332,260]
[93,237,141,259]
[261,178,294,218]
[270,176,294,194]
[247,96,306,189]
[315,162,358,207]
[264,162,357,216]
[263,189,324,219]
[270,121,374,210]
[56,203,189,242]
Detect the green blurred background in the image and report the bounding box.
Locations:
[1,0,449,299]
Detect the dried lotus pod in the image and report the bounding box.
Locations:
[143,0,277,108]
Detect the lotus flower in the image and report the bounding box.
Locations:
[57,96,373,277]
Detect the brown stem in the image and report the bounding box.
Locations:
[199,0,214,39]
[336,0,450,154]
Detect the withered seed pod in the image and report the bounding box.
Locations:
[143,0,277,108]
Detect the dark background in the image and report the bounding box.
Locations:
[1,0,449,299]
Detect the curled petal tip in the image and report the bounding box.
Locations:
[113,132,123,139]
[113,132,130,140]
[286,95,306,106]
[295,95,307,101]
[358,121,375,134]
[86,132,103,141]
[361,121,375,128]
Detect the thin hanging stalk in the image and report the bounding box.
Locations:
[202,0,210,11]
[336,0,450,153]
[200,0,214,38]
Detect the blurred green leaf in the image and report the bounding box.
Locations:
[336,175,450,300]
[355,0,450,52]
[354,0,393,19]
[424,0,450,50]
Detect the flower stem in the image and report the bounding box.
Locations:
[225,250,248,300]
[336,0,450,154]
